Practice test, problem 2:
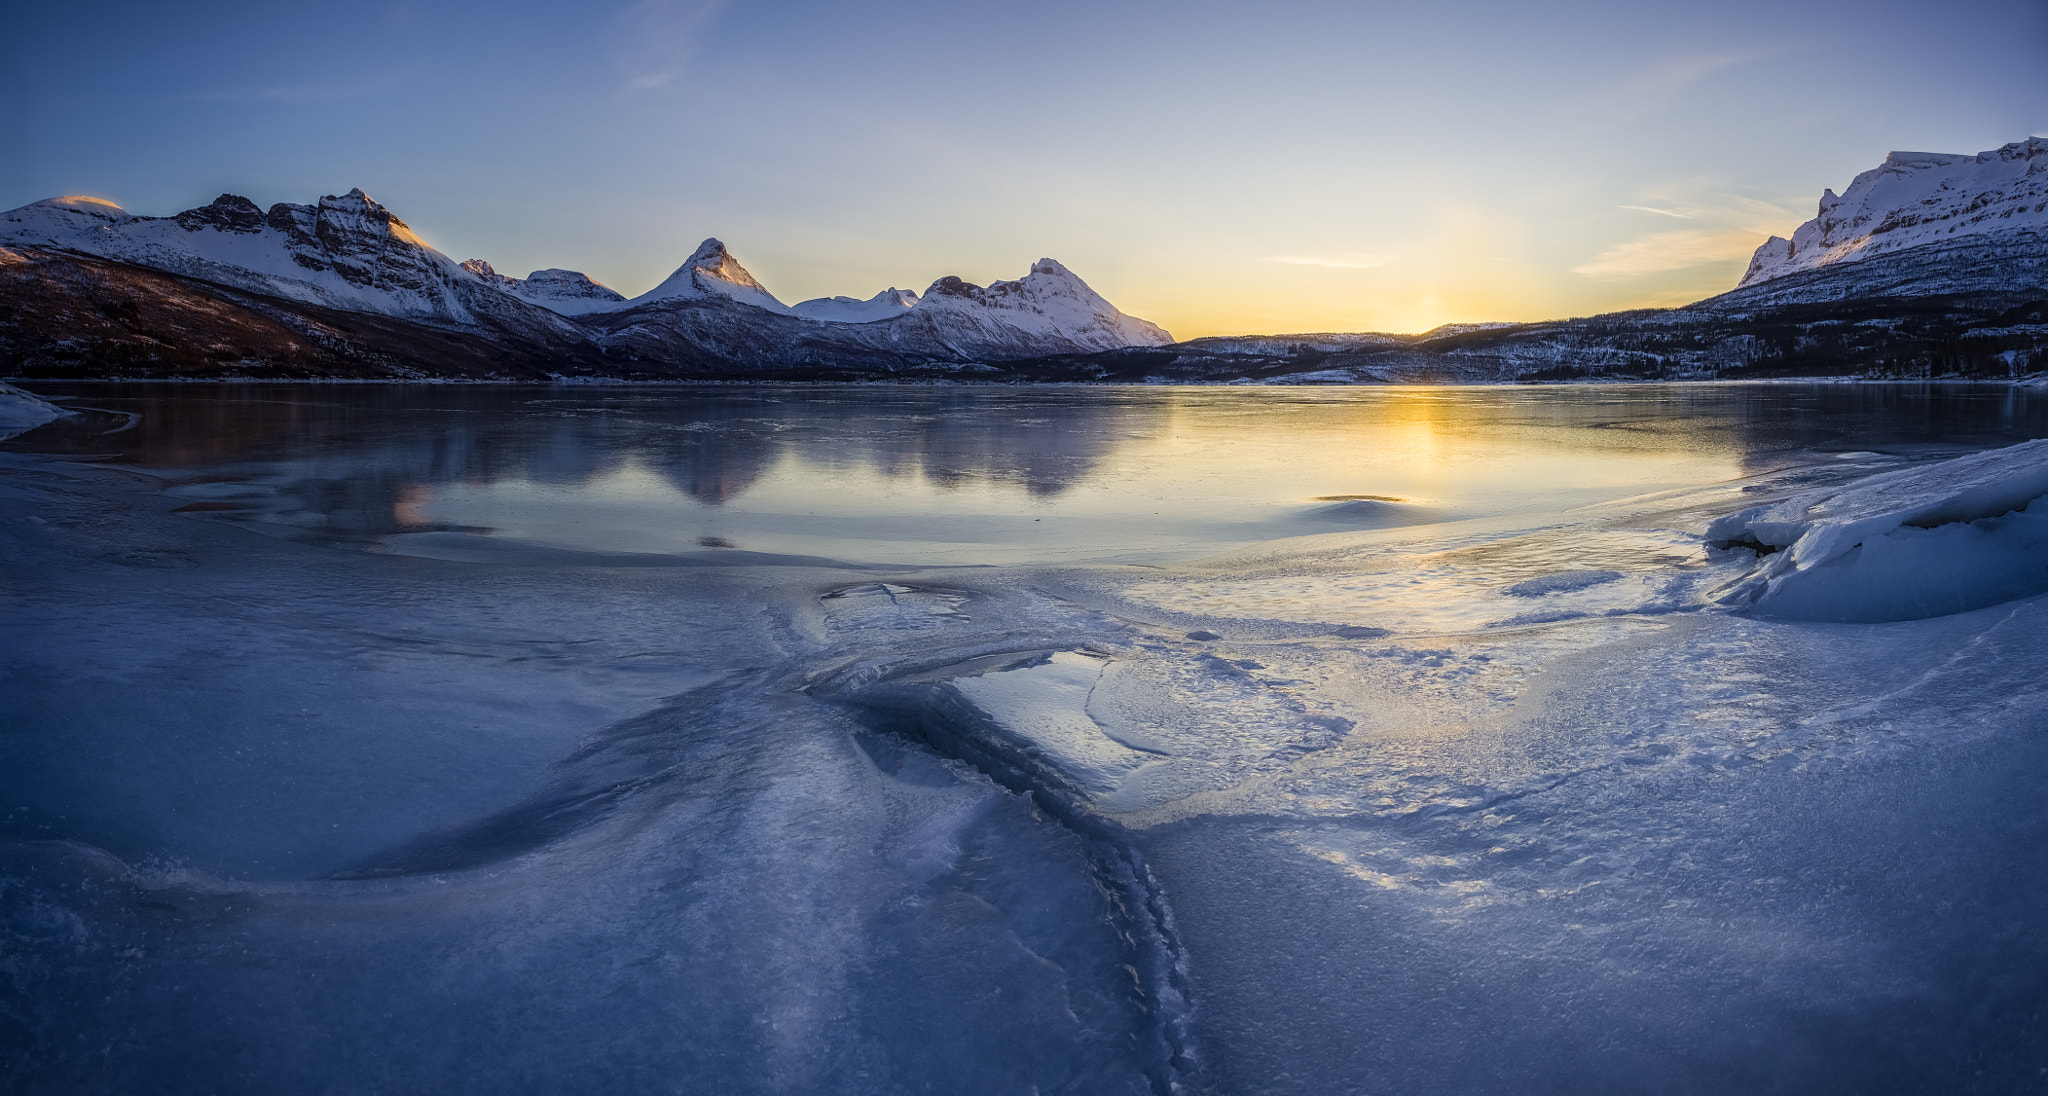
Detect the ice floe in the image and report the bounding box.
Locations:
[1710,439,2048,621]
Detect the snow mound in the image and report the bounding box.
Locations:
[1710,439,2048,621]
[1739,137,2048,288]
[791,287,920,323]
[0,196,134,246]
[0,381,71,439]
[618,238,792,314]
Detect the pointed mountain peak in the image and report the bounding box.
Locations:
[684,238,774,295]
[629,237,789,314]
[461,258,517,287]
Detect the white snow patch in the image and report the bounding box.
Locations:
[791,288,920,323]
[1711,439,2048,621]
[0,382,72,439]
[909,258,1173,353]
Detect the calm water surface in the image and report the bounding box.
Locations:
[20,382,2048,564]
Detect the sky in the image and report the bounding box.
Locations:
[4,0,2045,337]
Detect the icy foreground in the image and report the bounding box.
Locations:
[4,387,2047,1094]
[0,381,69,438]
[1711,439,2048,620]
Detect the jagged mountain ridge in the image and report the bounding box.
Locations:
[0,189,1174,367]
[3,139,2044,384]
[459,260,627,316]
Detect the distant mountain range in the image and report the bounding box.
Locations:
[0,138,2042,383]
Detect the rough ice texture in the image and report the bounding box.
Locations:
[1739,137,2048,289]
[1710,439,2048,621]
[0,381,68,438]
[791,288,921,323]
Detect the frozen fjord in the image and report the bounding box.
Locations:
[4,383,2048,1094]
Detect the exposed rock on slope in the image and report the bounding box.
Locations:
[1740,138,2048,292]
[6,190,482,324]
[0,247,619,380]
[0,189,1177,374]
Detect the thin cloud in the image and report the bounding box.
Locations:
[1266,254,1398,269]
[615,0,732,92]
[1640,51,1753,92]
[1619,204,1693,219]
[1572,230,1763,277]
[181,70,412,104]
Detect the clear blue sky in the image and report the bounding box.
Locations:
[5,0,2044,335]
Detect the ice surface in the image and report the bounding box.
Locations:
[0,381,69,438]
[1711,438,2048,620]
[6,384,2048,1094]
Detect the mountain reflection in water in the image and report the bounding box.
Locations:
[15,382,2048,566]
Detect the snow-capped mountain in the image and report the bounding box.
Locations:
[460,260,627,316]
[900,260,1173,357]
[618,238,793,314]
[791,288,920,323]
[0,190,511,325]
[1740,137,2048,288]
[0,189,1175,370]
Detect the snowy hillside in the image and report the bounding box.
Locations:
[0,191,503,324]
[461,260,626,316]
[902,260,1173,358]
[791,288,920,323]
[1740,137,2048,288]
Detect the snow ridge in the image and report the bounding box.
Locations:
[1739,137,2048,288]
[461,260,626,316]
[0,192,1177,357]
[906,259,1173,356]
[0,190,486,323]
[791,287,921,323]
